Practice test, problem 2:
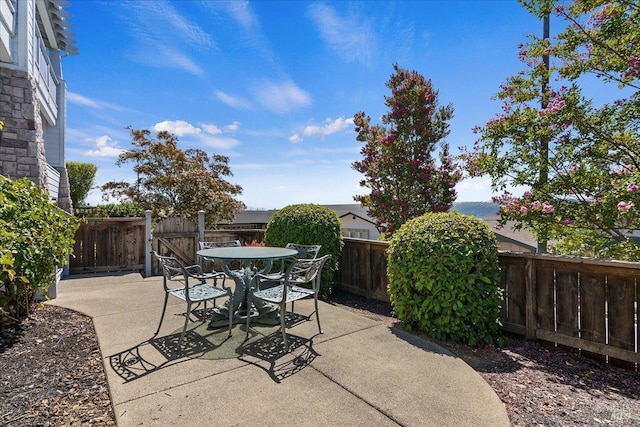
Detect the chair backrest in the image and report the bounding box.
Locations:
[284,254,331,292]
[154,251,187,290]
[199,240,241,250]
[285,243,322,259]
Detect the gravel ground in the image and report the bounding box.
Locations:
[1,293,638,426]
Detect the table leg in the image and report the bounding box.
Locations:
[207,258,280,328]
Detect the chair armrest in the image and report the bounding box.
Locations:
[253,272,284,282]
[185,264,226,282]
[253,273,285,291]
[184,264,205,276]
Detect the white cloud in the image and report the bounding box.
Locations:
[153,120,201,136]
[156,45,204,76]
[121,0,213,76]
[213,1,278,68]
[289,133,303,144]
[253,80,312,114]
[201,123,222,134]
[225,121,241,132]
[307,3,374,66]
[215,90,253,109]
[303,117,355,138]
[159,2,214,48]
[196,133,241,150]
[84,135,125,158]
[67,92,124,111]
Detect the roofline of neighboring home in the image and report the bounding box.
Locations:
[494,232,537,252]
[338,211,378,227]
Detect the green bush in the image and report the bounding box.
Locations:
[0,176,80,321]
[264,204,343,295]
[74,203,145,217]
[387,212,503,345]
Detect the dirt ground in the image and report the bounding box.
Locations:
[1,292,639,426]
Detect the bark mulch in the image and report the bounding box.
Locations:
[1,293,639,426]
[0,305,115,427]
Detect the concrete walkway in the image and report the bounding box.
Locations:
[49,273,509,427]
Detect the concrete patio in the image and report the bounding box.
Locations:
[49,272,509,427]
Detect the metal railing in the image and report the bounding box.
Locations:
[34,25,58,120]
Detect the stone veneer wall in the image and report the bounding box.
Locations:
[55,165,73,213]
[0,67,47,189]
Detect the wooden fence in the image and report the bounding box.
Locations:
[337,238,639,368]
[335,238,390,302]
[69,219,638,367]
[70,214,266,275]
[69,218,146,274]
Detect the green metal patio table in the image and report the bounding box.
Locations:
[196,246,298,328]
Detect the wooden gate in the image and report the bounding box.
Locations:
[70,217,146,274]
[151,217,199,275]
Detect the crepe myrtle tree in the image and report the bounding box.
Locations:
[352,64,461,236]
[101,127,245,227]
[460,0,640,260]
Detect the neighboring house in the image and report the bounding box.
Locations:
[0,0,77,213]
[453,202,537,253]
[483,218,537,253]
[323,204,381,240]
[221,203,537,251]
[218,204,383,240]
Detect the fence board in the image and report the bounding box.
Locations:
[580,272,606,362]
[499,256,526,329]
[556,271,579,337]
[607,276,636,351]
[536,266,555,332]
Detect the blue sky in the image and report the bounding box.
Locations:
[63,0,542,209]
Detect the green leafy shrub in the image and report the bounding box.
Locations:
[387,212,503,345]
[74,203,145,218]
[264,204,343,295]
[0,176,80,321]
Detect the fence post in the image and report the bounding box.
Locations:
[525,257,537,339]
[145,210,152,277]
[198,210,205,244]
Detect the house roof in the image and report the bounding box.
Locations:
[221,204,378,226]
[220,209,277,225]
[483,218,538,251]
[323,204,377,226]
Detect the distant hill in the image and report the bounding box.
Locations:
[451,202,500,219]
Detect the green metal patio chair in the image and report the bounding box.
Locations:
[246,254,331,351]
[153,251,233,350]
[261,243,322,282]
[198,240,243,276]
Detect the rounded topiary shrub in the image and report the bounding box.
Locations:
[264,204,343,295]
[387,212,502,345]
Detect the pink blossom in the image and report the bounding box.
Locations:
[531,200,542,210]
[617,201,634,211]
[520,206,529,214]
[522,191,533,199]
[539,97,566,116]
[627,182,638,193]
[560,218,574,226]
[542,202,554,214]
